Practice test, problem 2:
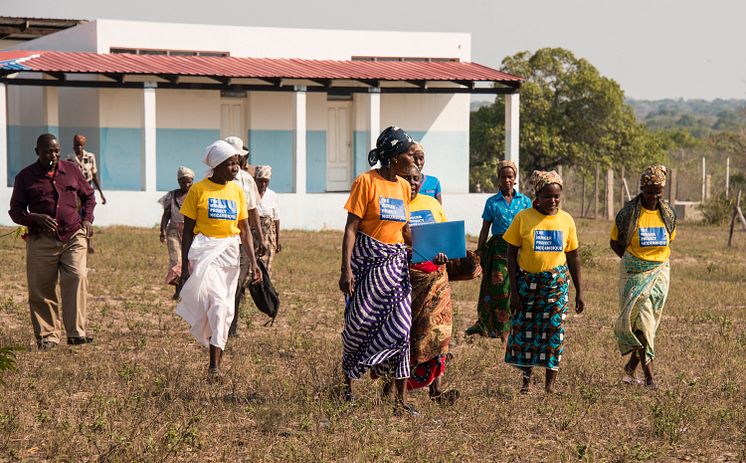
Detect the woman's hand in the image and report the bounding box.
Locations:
[433,252,448,265]
[276,243,282,253]
[159,231,166,243]
[575,292,585,314]
[339,268,354,296]
[251,263,263,285]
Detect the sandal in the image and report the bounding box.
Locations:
[623,366,643,385]
[431,389,460,405]
[207,367,224,381]
[393,402,420,417]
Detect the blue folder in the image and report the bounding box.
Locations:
[410,220,467,263]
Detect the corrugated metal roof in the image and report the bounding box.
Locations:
[0,50,523,84]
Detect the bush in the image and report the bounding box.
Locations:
[698,193,736,225]
[0,348,16,384]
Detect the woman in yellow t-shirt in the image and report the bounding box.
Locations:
[610,164,676,389]
[176,140,262,379]
[339,126,419,416]
[392,163,458,404]
[503,170,585,394]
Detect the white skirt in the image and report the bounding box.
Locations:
[176,233,240,349]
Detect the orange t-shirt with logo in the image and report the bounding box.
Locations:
[344,170,411,244]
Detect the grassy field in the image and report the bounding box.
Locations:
[0,220,744,462]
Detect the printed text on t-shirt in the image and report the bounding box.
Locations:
[208,197,238,220]
[533,230,564,252]
[379,197,407,222]
[410,210,436,227]
[638,227,667,247]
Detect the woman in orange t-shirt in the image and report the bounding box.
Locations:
[338,126,419,416]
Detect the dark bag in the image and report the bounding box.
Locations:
[248,260,280,326]
[446,250,482,281]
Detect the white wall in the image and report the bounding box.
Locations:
[157,89,221,129]
[92,19,470,61]
[9,19,469,62]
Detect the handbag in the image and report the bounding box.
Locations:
[446,250,482,281]
[248,260,280,326]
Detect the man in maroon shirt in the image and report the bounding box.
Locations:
[9,133,97,350]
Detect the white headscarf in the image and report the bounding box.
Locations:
[203,140,238,177]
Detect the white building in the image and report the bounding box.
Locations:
[0,19,522,234]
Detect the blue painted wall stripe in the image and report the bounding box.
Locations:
[306,130,326,193]
[98,127,143,191]
[6,125,58,186]
[249,129,293,193]
[156,128,219,190]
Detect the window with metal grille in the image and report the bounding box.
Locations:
[110,48,230,57]
[351,56,459,62]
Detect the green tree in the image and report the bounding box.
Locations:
[471,48,665,191]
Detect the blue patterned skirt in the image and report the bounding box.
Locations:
[342,233,412,379]
[505,265,569,371]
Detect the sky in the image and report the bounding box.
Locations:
[4,0,745,101]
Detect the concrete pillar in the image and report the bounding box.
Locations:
[605,168,614,219]
[505,93,520,189]
[705,174,712,201]
[293,85,307,194]
[42,86,59,132]
[0,83,7,187]
[368,88,381,152]
[142,82,157,192]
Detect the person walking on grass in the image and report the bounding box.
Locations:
[394,163,458,405]
[466,160,532,341]
[339,126,419,416]
[176,140,262,379]
[503,170,585,394]
[610,164,676,390]
[9,133,96,349]
[158,166,195,300]
[66,134,105,253]
[253,165,281,276]
[223,136,264,338]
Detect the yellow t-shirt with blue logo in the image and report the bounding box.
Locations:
[503,208,579,273]
[180,178,248,238]
[610,207,676,262]
[409,193,446,227]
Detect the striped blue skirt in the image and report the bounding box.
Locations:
[342,233,412,379]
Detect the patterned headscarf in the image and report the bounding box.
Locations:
[640,164,667,188]
[497,160,518,178]
[530,170,563,193]
[368,126,414,167]
[255,165,272,180]
[177,166,195,180]
[73,134,87,145]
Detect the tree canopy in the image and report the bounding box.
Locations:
[471,48,665,192]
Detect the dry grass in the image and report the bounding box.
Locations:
[0,220,744,462]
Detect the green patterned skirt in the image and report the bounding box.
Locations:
[466,235,511,337]
[613,253,670,364]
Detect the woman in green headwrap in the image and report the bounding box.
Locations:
[610,164,677,389]
[466,160,532,341]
